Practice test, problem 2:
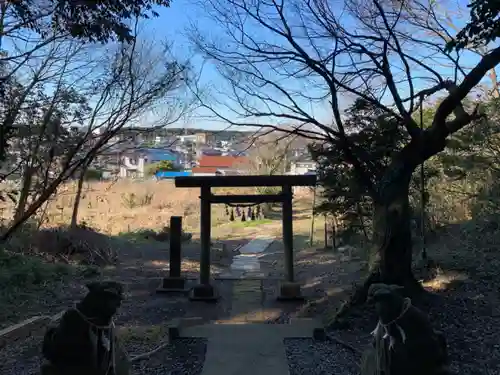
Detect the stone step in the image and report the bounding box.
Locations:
[238,237,274,254]
[176,318,322,339]
[201,333,287,375]
[215,272,278,280]
[173,319,323,375]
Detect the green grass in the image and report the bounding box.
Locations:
[0,251,101,292]
[0,251,73,290]
[0,250,102,327]
[228,218,274,228]
[117,229,158,243]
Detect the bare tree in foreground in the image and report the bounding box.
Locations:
[0,0,190,237]
[2,29,191,240]
[0,0,174,164]
[246,132,298,175]
[66,36,193,229]
[190,0,500,305]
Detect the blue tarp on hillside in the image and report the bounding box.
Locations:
[155,171,192,179]
[143,148,178,162]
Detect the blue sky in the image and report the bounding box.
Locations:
[136,0,497,132]
[142,0,226,129]
[3,0,497,132]
[140,0,341,130]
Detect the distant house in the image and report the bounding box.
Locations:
[85,148,117,180]
[195,132,212,145]
[119,148,181,178]
[289,157,316,175]
[178,134,198,144]
[192,155,249,176]
[197,147,223,158]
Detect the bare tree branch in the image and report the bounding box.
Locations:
[0,24,194,239]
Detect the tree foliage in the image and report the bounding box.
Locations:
[0,0,174,166]
[147,160,179,176]
[7,0,171,43]
[447,0,500,50]
[312,97,494,241]
[311,99,407,219]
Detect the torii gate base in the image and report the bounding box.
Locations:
[174,174,317,302]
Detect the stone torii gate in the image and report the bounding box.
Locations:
[174,174,317,301]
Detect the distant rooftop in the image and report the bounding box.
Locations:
[198,155,248,168]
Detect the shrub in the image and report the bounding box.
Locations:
[154,226,193,242]
[145,160,179,176]
[121,192,154,208]
[33,225,118,266]
[0,249,72,289]
[120,226,193,243]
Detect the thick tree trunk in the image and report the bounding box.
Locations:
[372,191,416,287]
[331,75,487,323]
[352,159,424,305]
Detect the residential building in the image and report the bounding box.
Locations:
[195,132,212,145]
[93,152,122,178]
[289,157,316,175]
[119,147,181,178]
[196,147,223,158]
[178,134,198,144]
[191,155,249,176]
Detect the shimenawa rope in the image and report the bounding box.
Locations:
[371,297,412,375]
[74,306,116,375]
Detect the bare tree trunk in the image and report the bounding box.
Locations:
[14,165,34,221]
[37,200,50,230]
[323,214,328,248]
[70,164,88,228]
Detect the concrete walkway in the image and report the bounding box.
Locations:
[181,321,319,375]
[178,235,317,375]
[237,237,275,254]
[220,237,279,321]
[223,236,274,277]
